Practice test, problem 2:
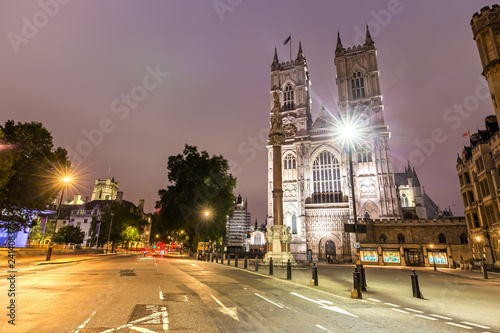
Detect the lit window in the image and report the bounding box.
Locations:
[312,151,342,203]
[283,153,297,181]
[351,71,366,99]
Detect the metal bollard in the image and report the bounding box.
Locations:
[235,255,238,268]
[221,254,224,265]
[216,253,218,263]
[352,266,362,299]
[269,257,274,275]
[359,264,367,291]
[255,255,259,272]
[287,259,292,280]
[411,269,423,298]
[244,255,248,269]
[312,262,318,286]
[228,254,231,266]
[211,253,214,262]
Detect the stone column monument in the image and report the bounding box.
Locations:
[264,92,295,265]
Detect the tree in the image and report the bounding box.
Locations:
[155,145,236,251]
[54,225,85,244]
[89,202,148,252]
[0,120,71,231]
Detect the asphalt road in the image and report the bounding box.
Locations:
[1,254,499,332]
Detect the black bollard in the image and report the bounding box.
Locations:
[244,255,248,269]
[216,253,218,263]
[211,253,214,262]
[255,255,259,272]
[228,254,231,266]
[352,266,362,299]
[221,254,224,264]
[482,261,488,279]
[269,257,274,275]
[359,264,367,291]
[411,269,423,298]
[287,259,292,280]
[312,263,318,286]
[235,255,238,268]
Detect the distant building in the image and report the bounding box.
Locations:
[91,177,119,201]
[225,195,251,249]
[245,219,267,252]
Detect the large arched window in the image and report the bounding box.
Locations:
[460,233,468,244]
[291,214,297,234]
[254,234,262,245]
[312,151,342,203]
[438,233,447,244]
[283,153,297,181]
[357,144,372,163]
[401,194,409,208]
[351,71,366,99]
[283,84,294,111]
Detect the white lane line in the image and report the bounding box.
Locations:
[211,295,239,321]
[405,308,424,313]
[75,310,96,331]
[316,324,332,332]
[367,298,381,302]
[414,314,438,321]
[129,327,158,333]
[384,303,400,307]
[290,292,358,318]
[191,264,198,267]
[445,322,473,329]
[254,293,284,308]
[319,300,333,305]
[462,322,490,329]
[391,308,409,314]
[430,314,452,320]
[356,299,368,302]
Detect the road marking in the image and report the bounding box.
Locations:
[356,299,368,302]
[316,324,332,332]
[445,322,473,329]
[391,308,409,314]
[367,298,381,302]
[74,310,96,332]
[319,300,333,305]
[384,303,400,307]
[430,314,452,320]
[191,264,199,267]
[290,292,358,318]
[254,293,284,308]
[462,322,490,329]
[211,295,239,321]
[404,308,424,313]
[129,327,158,332]
[414,314,438,321]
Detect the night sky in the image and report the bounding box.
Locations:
[1,1,495,222]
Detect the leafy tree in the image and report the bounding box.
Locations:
[155,145,236,251]
[89,202,148,252]
[54,225,85,244]
[0,120,70,231]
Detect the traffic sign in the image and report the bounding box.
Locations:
[354,242,360,248]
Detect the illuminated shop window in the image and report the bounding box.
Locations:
[383,250,401,263]
[360,250,378,262]
[428,252,448,265]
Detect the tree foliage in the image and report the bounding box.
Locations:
[89,202,148,252]
[54,225,85,244]
[0,120,70,231]
[155,145,236,251]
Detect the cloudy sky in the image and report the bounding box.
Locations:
[0,0,495,221]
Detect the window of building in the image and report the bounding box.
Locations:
[438,233,446,244]
[464,172,471,184]
[458,174,464,187]
[460,233,468,244]
[84,219,88,223]
[480,179,491,197]
[77,222,81,228]
[483,32,496,62]
[283,84,294,111]
[462,192,468,208]
[379,234,387,243]
[357,145,372,163]
[485,204,496,226]
[383,250,401,263]
[254,234,262,245]
[473,213,480,228]
[63,221,66,225]
[360,250,378,262]
[312,151,342,203]
[476,156,485,172]
[397,233,405,243]
[467,191,475,205]
[351,71,366,99]
[292,214,297,234]
[401,194,409,208]
[283,153,297,181]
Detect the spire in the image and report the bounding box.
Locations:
[296,40,305,64]
[271,47,280,70]
[335,31,344,56]
[364,24,374,47]
[412,167,421,187]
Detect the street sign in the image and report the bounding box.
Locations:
[354,242,360,248]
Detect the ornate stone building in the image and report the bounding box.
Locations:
[267,29,445,261]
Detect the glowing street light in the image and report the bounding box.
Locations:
[46,176,71,261]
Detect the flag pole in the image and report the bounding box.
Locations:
[289,34,292,61]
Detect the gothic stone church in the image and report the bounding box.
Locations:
[266,29,439,261]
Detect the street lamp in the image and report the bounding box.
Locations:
[105,211,115,253]
[475,236,488,279]
[46,176,71,261]
[430,244,436,271]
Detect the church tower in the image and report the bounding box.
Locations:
[91,177,119,201]
[471,5,500,122]
[334,27,399,218]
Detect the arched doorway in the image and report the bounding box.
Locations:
[318,235,339,260]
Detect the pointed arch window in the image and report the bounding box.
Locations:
[460,233,468,244]
[379,233,387,243]
[401,194,409,208]
[312,151,342,203]
[291,214,297,234]
[357,144,372,163]
[351,71,366,99]
[284,84,294,111]
[283,153,297,181]
[438,233,447,244]
[254,234,262,245]
[397,233,405,243]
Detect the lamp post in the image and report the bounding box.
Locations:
[46,177,70,261]
[475,236,488,279]
[105,211,115,253]
[430,245,436,271]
